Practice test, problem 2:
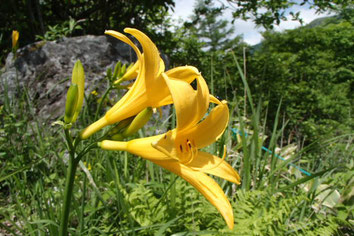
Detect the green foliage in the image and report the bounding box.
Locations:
[1,5,354,234]
[35,17,84,41]
[0,80,65,235]
[248,15,354,145]
[169,0,247,97]
[321,161,354,226]
[0,0,174,65]
[222,0,353,29]
[232,190,341,235]
[1,60,352,235]
[186,0,235,52]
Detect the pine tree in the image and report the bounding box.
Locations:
[186,0,239,52]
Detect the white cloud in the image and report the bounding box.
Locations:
[300,8,335,24]
[169,0,335,46]
[231,19,263,45]
[274,8,335,31]
[170,0,195,22]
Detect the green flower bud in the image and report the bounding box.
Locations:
[120,64,127,77]
[110,133,124,141]
[64,84,79,124]
[112,61,121,80]
[121,107,153,137]
[114,62,136,85]
[70,60,85,123]
[107,67,112,80]
[108,116,134,136]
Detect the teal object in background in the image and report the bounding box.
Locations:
[232,128,312,176]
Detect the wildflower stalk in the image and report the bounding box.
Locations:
[59,59,92,235]
[59,128,80,236]
[59,127,98,235]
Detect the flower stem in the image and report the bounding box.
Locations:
[59,156,79,236]
[59,129,79,236]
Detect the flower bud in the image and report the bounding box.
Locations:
[12,30,19,50]
[108,116,134,136]
[70,60,85,123]
[106,67,112,79]
[121,64,127,75]
[114,61,139,85]
[121,107,153,137]
[64,84,79,124]
[110,133,124,141]
[112,61,121,80]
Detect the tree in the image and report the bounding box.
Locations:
[170,0,246,97]
[248,12,354,144]
[0,0,174,64]
[223,0,353,29]
[185,0,237,52]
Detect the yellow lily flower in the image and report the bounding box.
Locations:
[100,73,240,229]
[81,28,200,139]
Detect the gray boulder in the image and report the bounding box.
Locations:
[0,35,137,121]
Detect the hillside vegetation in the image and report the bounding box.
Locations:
[0,1,353,235]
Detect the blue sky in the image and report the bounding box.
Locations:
[169,0,335,45]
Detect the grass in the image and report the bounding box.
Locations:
[0,57,353,235]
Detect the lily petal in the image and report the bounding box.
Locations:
[158,58,165,76]
[81,29,169,139]
[210,94,221,104]
[162,73,196,130]
[152,159,235,229]
[154,66,202,107]
[100,134,170,161]
[124,28,160,87]
[121,58,164,82]
[165,66,200,84]
[105,30,142,59]
[162,73,209,131]
[106,29,167,116]
[195,74,210,128]
[81,92,148,139]
[151,130,179,160]
[188,151,241,184]
[186,101,229,149]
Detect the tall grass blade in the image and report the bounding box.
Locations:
[0,158,43,182]
[275,167,335,193]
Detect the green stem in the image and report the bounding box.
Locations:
[59,157,79,236]
[59,129,79,236]
[79,174,87,234]
[59,129,98,235]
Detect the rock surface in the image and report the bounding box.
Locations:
[0,35,137,121]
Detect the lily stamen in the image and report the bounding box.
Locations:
[180,139,198,165]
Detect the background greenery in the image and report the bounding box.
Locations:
[1,0,353,235]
